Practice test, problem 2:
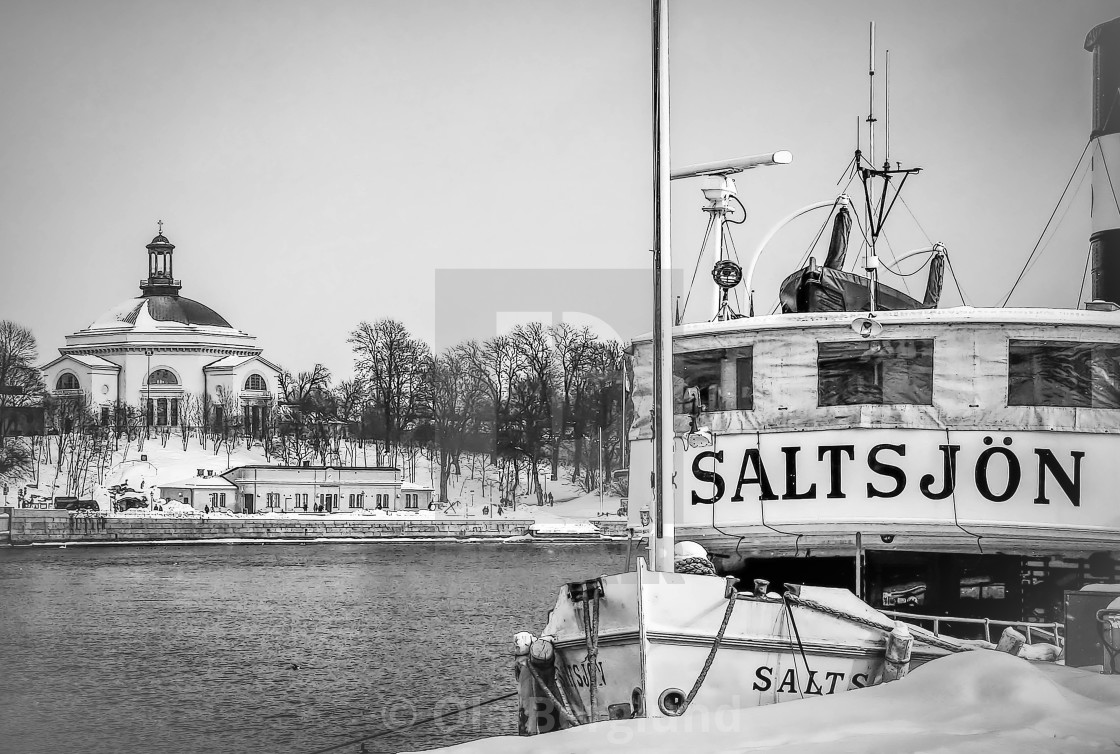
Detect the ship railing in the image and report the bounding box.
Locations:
[881,610,1064,648]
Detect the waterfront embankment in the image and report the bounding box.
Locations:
[2,508,538,545]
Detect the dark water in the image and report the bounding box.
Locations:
[0,542,628,754]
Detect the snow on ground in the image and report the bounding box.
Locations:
[10,440,625,529]
[418,652,1120,754]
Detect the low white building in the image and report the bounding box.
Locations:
[160,470,238,511]
[220,465,405,514]
[401,482,435,510]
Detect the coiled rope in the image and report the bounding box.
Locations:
[674,556,718,576]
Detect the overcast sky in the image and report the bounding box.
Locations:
[1,0,1115,378]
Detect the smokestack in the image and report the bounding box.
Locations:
[1086,17,1120,304]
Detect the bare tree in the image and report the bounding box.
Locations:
[275,365,336,466]
[0,320,45,443]
[509,323,557,501]
[422,345,485,502]
[349,319,430,462]
[210,385,243,462]
[466,335,524,465]
[551,323,597,481]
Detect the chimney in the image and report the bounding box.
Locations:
[1086,17,1120,304]
[197,468,205,477]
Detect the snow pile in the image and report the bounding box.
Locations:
[418,652,1120,754]
[529,521,600,534]
[160,500,198,515]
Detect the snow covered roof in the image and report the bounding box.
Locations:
[41,353,120,371]
[159,475,237,491]
[204,354,283,373]
[83,295,241,333]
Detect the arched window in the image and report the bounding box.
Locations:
[56,373,80,391]
[147,369,178,385]
[244,374,266,391]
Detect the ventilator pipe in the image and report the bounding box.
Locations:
[745,195,851,315]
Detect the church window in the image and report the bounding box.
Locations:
[147,369,178,385]
[101,406,110,426]
[56,373,80,391]
[245,374,266,391]
[157,399,168,426]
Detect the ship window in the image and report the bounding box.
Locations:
[673,347,753,413]
[1008,340,1120,408]
[818,339,934,406]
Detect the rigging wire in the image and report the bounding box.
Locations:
[835,151,859,185]
[943,253,970,307]
[1077,241,1094,310]
[1015,157,1094,291]
[1000,140,1092,306]
[875,231,914,297]
[898,195,933,245]
[1097,138,1120,218]
[681,215,717,321]
[760,198,845,316]
[880,252,935,277]
[725,224,745,314]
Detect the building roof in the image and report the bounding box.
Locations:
[204,354,283,374]
[84,295,234,332]
[159,475,237,490]
[41,353,121,371]
[225,465,400,473]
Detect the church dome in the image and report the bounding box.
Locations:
[85,295,235,332]
[75,229,243,335]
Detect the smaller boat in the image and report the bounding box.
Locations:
[512,554,994,733]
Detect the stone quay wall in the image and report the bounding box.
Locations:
[3,508,533,546]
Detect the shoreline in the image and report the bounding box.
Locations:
[2,535,630,548]
[1,508,634,547]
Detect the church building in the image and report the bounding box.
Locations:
[41,229,281,433]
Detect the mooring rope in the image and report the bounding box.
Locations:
[525,662,579,726]
[676,586,737,715]
[783,592,969,654]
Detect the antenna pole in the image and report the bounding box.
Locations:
[865,22,879,314]
[867,22,876,168]
[885,50,892,166]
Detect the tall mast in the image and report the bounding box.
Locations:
[651,0,675,571]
